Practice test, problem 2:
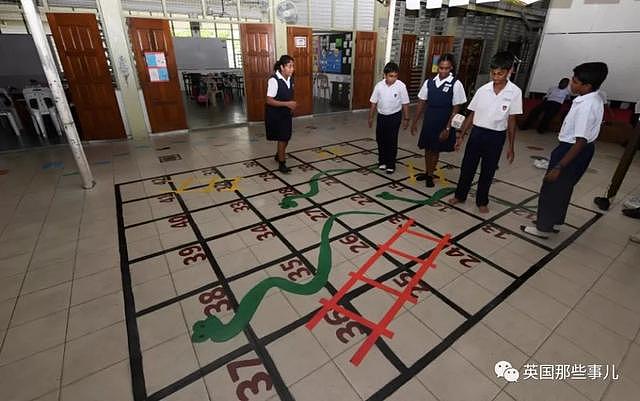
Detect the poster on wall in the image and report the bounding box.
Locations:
[431,54,441,73]
[145,51,169,82]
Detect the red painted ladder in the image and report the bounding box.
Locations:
[306,218,451,366]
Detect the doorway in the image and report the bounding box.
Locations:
[172,20,247,129]
[311,31,354,114]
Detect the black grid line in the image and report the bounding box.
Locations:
[115,138,601,401]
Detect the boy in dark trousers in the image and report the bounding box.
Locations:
[522,62,608,239]
[368,62,410,174]
[451,52,523,213]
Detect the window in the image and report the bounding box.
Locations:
[171,20,191,37]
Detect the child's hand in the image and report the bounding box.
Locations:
[368,117,373,128]
[438,129,449,142]
[410,124,417,136]
[454,136,464,151]
[402,120,409,130]
[507,148,515,164]
[544,168,561,182]
[287,101,297,111]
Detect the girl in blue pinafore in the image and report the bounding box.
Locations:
[411,54,467,187]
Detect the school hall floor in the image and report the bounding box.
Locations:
[0,111,639,401]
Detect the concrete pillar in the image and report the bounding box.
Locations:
[272,0,287,57]
[96,0,148,139]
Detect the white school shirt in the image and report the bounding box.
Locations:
[558,91,604,144]
[417,73,467,105]
[369,79,410,115]
[468,80,523,131]
[266,71,291,97]
[545,86,570,104]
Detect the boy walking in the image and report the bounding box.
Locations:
[522,62,608,239]
[451,52,523,213]
[369,62,410,174]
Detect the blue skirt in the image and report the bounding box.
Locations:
[418,106,455,152]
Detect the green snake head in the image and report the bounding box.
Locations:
[279,197,298,209]
[191,316,224,343]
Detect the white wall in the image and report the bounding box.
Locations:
[529,0,640,102]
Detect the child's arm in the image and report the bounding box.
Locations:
[410,100,426,136]
[545,138,587,182]
[440,105,461,141]
[368,102,377,128]
[455,111,474,151]
[266,97,296,110]
[402,103,410,130]
[506,115,517,163]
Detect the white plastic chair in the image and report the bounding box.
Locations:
[0,88,22,136]
[22,87,62,138]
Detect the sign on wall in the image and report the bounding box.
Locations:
[144,52,169,82]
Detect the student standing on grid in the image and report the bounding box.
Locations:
[522,62,608,239]
[411,53,467,187]
[368,62,410,174]
[451,52,523,213]
[265,55,296,174]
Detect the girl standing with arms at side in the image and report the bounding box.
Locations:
[411,53,467,187]
[265,55,296,173]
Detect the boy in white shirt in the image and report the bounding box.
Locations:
[520,77,570,133]
[523,62,608,238]
[369,62,410,174]
[451,52,523,213]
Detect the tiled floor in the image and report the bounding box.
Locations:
[0,111,639,401]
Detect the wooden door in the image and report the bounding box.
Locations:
[47,13,125,140]
[352,31,377,110]
[128,17,187,133]
[425,35,454,79]
[287,27,312,116]
[457,39,484,95]
[398,34,416,86]
[240,24,276,122]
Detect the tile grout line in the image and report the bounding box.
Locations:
[57,183,87,401]
[0,174,59,360]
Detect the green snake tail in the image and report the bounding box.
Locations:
[191,210,384,343]
[279,167,376,209]
[376,187,456,206]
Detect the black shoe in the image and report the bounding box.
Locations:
[415,173,427,181]
[622,207,640,219]
[426,176,435,188]
[594,196,610,211]
[386,168,395,174]
[532,221,560,233]
[278,162,291,174]
[274,154,279,162]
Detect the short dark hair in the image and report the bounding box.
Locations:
[384,62,400,74]
[573,62,608,91]
[274,55,294,73]
[490,51,515,70]
[558,78,570,89]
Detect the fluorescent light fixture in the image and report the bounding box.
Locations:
[521,0,542,4]
[448,0,469,6]
[475,0,499,3]
[406,0,421,10]
[426,0,443,9]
